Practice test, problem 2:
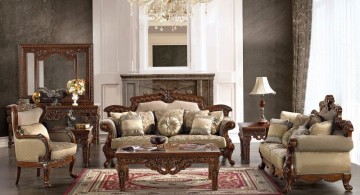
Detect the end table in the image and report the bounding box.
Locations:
[71,126,93,167]
[238,122,269,164]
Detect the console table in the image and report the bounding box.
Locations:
[6,104,100,147]
[238,122,269,164]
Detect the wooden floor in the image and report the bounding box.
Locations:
[0,138,358,195]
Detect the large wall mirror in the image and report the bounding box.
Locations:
[137,2,208,72]
[18,44,94,105]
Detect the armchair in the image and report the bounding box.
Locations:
[9,103,78,187]
[259,95,354,193]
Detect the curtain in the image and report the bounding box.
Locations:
[305,0,360,164]
[292,0,312,114]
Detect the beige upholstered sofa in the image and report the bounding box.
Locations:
[100,90,236,167]
[259,95,354,193]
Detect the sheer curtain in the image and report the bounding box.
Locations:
[304,0,360,164]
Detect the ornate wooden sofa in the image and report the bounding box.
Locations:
[259,95,354,193]
[100,90,236,167]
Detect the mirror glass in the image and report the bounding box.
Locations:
[19,44,94,105]
[40,54,74,91]
[148,26,188,67]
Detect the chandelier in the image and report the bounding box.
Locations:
[127,0,213,31]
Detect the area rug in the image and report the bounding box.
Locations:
[64,167,282,195]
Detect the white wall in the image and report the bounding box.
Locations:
[93,0,243,142]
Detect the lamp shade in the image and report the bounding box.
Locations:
[250,77,276,95]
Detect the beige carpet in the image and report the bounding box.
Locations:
[64,167,282,195]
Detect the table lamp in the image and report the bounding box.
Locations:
[250,77,276,124]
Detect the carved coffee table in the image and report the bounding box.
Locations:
[115,143,221,191]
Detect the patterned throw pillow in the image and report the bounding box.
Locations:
[120,112,144,136]
[265,119,292,144]
[281,127,297,147]
[21,123,50,140]
[110,112,126,119]
[184,110,209,132]
[305,114,322,128]
[137,111,155,134]
[209,111,224,135]
[158,116,181,136]
[309,121,332,135]
[190,116,214,135]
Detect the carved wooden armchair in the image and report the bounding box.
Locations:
[259,95,354,193]
[9,103,78,187]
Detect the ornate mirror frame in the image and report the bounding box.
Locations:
[18,44,94,105]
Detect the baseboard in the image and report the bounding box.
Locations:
[0,137,8,148]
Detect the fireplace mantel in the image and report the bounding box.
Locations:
[121,74,214,106]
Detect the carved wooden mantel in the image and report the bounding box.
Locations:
[121,74,214,106]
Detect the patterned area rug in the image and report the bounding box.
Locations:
[64,167,282,195]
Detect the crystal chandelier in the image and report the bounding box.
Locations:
[127,0,213,31]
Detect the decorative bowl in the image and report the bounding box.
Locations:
[150,135,166,145]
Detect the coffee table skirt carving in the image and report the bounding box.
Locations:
[115,143,221,191]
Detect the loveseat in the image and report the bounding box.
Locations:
[100,90,236,168]
[259,95,354,193]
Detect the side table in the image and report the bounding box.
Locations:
[71,126,94,168]
[238,122,269,164]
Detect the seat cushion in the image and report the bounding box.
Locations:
[49,142,77,161]
[270,148,287,169]
[168,135,226,149]
[259,142,284,162]
[111,135,166,149]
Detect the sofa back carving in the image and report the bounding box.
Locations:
[104,90,232,117]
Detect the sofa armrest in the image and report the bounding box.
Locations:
[100,118,117,139]
[219,117,236,136]
[295,135,353,152]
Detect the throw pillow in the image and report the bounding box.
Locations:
[110,112,126,119]
[305,114,322,129]
[112,118,122,137]
[291,125,310,136]
[265,119,292,144]
[209,111,224,135]
[293,114,309,127]
[281,127,297,147]
[190,116,214,135]
[137,111,155,134]
[280,111,300,124]
[158,116,181,136]
[318,108,338,121]
[21,123,50,140]
[309,121,332,135]
[184,110,209,131]
[155,109,185,130]
[120,112,144,136]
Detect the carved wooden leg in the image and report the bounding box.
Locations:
[15,167,21,184]
[43,167,51,188]
[117,163,128,191]
[82,143,90,168]
[69,156,78,178]
[102,144,114,168]
[209,158,220,190]
[343,174,353,191]
[222,147,235,166]
[37,168,40,177]
[240,136,251,164]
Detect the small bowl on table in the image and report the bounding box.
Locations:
[150,135,166,150]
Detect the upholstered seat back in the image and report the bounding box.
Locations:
[136,100,200,112]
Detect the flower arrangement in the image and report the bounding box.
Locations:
[67,79,85,95]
